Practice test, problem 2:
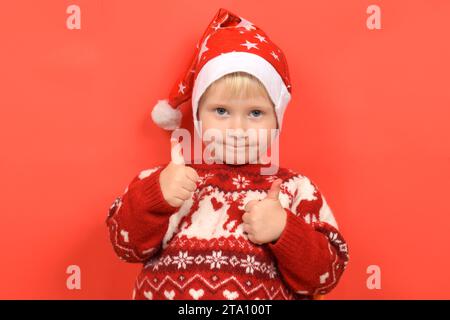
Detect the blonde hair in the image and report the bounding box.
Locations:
[198,71,274,109]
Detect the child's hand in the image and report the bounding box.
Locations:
[159,138,199,208]
[242,179,287,245]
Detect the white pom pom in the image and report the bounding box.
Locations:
[151,99,182,130]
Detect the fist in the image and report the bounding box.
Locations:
[242,179,287,245]
[159,138,199,207]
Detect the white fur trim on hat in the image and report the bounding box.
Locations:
[151,99,182,130]
[191,51,291,137]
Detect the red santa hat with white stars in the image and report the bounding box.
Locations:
[151,7,292,135]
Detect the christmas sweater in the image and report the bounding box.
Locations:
[106,163,349,300]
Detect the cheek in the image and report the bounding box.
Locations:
[198,111,213,131]
[254,116,277,144]
[198,113,228,142]
[201,116,223,132]
[267,113,278,130]
[200,113,230,131]
[251,115,278,132]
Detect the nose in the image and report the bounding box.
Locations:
[226,118,249,145]
[230,115,247,131]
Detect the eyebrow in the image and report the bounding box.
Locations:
[206,101,230,107]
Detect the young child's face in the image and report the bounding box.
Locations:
[197,79,278,164]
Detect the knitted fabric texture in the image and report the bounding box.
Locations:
[106,163,349,300]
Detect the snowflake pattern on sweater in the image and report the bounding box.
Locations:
[106,163,349,300]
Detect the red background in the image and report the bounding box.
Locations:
[1,0,449,299]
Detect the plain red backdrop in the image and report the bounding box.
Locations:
[1,0,449,299]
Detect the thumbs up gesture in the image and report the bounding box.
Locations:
[159,138,200,208]
[242,179,287,245]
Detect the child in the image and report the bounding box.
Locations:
[106,8,349,300]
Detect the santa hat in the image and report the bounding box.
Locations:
[151,7,292,135]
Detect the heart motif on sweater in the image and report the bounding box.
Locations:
[223,290,239,300]
[189,288,204,300]
[164,290,175,300]
[143,290,153,300]
[210,197,223,211]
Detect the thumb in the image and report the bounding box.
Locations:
[244,199,259,213]
[170,138,185,165]
[266,178,282,200]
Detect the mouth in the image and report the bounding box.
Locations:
[224,143,251,148]
[207,141,257,151]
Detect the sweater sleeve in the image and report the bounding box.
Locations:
[267,175,350,296]
[105,165,179,263]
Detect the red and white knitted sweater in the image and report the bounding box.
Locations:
[106,163,349,300]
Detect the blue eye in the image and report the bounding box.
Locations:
[250,110,263,118]
[215,107,228,116]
